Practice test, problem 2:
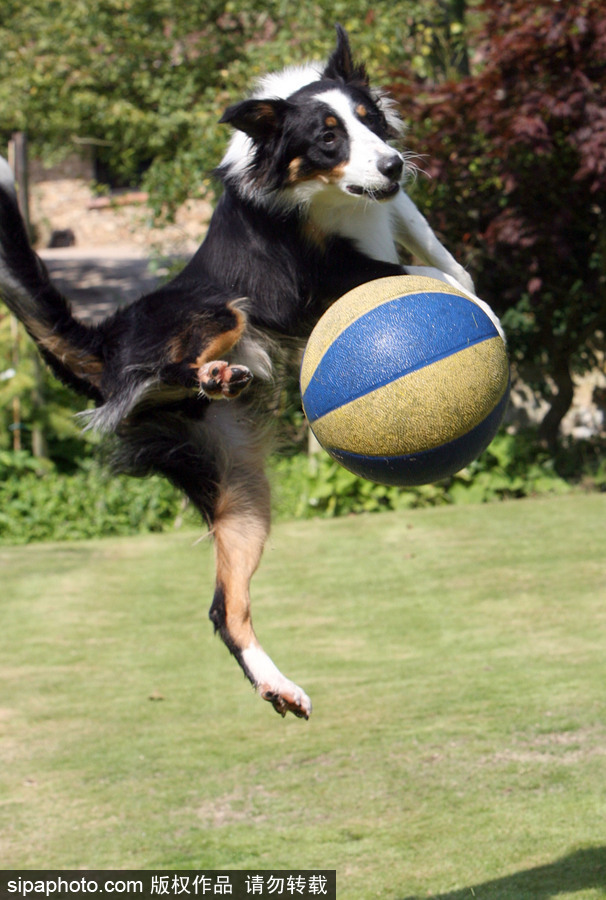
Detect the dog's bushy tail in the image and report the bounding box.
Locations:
[0,157,104,400]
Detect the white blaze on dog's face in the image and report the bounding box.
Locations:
[288,86,405,206]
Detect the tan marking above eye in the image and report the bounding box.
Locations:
[356,104,368,118]
[324,116,338,128]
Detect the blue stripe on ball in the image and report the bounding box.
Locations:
[302,291,500,424]
[322,385,510,487]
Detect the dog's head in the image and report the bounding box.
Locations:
[218,26,406,210]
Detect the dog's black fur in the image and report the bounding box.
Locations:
[0,27,476,718]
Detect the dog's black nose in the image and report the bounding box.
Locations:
[378,154,403,182]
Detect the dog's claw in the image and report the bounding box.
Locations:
[198,360,253,399]
[261,686,312,720]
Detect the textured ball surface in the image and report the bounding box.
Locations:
[300,275,510,487]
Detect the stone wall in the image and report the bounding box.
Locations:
[28,153,212,256]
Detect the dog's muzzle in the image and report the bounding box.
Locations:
[346,153,403,201]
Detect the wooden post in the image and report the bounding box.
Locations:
[7,134,48,458]
[7,132,31,235]
[10,316,22,453]
[31,354,49,459]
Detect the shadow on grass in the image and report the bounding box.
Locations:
[401,847,606,900]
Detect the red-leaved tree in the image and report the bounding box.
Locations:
[392,0,606,445]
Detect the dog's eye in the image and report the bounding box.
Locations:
[322,130,336,144]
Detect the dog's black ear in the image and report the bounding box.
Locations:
[220,99,292,141]
[323,24,369,85]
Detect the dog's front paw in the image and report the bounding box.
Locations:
[456,268,476,296]
[198,360,253,399]
[260,681,312,720]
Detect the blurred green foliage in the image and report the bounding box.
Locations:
[0,0,471,213]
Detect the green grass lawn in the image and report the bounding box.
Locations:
[1,493,606,898]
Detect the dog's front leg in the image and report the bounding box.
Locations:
[391,190,476,295]
[208,449,312,719]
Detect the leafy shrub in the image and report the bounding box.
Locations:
[2,430,603,544]
[0,449,54,478]
[0,458,194,545]
[269,430,573,520]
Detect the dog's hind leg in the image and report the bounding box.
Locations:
[210,480,312,718]
[207,407,312,719]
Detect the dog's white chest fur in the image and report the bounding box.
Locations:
[308,191,401,264]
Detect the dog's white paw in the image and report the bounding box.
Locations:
[260,680,312,720]
[405,264,476,296]
[241,645,312,719]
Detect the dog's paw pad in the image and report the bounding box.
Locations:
[198,360,253,399]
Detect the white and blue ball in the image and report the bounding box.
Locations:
[300,275,510,487]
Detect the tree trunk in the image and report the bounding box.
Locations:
[538,358,574,449]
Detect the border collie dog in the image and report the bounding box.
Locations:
[0,28,480,719]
